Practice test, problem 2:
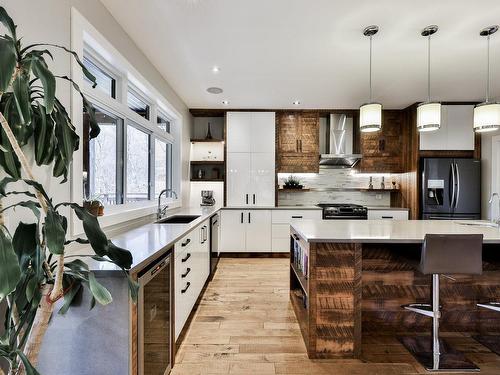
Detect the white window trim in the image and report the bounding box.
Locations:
[70,8,182,235]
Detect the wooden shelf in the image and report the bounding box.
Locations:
[279,188,310,192]
[359,188,400,192]
[289,288,309,346]
[190,178,224,182]
[190,161,225,165]
[290,263,308,296]
[190,138,224,143]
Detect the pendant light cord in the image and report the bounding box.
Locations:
[369,35,373,102]
[427,35,431,102]
[486,34,490,103]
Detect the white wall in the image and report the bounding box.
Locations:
[2,0,192,231]
[482,133,500,221]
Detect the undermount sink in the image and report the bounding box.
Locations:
[155,215,200,224]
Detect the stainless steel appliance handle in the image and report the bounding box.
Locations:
[450,163,456,208]
[455,162,460,209]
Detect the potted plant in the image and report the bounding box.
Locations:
[0,7,137,375]
[83,194,104,216]
[283,175,304,189]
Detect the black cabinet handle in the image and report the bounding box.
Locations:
[246,194,249,204]
[181,238,191,247]
[248,212,251,223]
[381,216,394,219]
[241,212,244,223]
[181,253,191,262]
[253,194,256,204]
[293,234,300,241]
[181,282,191,294]
[181,268,191,278]
[291,215,303,219]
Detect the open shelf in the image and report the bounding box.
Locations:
[290,263,309,295]
[190,160,225,165]
[190,138,224,143]
[279,188,310,192]
[190,178,224,182]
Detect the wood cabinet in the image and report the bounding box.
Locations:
[226,112,275,207]
[277,111,319,173]
[358,110,404,173]
[220,209,272,252]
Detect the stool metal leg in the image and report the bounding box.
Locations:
[399,274,480,372]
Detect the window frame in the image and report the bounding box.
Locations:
[70,8,183,235]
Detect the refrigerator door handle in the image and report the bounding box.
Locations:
[450,163,456,208]
[455,162,460,209]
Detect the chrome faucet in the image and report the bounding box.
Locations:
[489,193,500,225]
[157,189,178,220]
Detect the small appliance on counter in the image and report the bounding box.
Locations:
[201,190,216,206]
[317,203,368,220]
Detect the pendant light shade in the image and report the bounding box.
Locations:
[359,25,382,133]
[417,25,441,132]
[417,102,441,132]
[360,103,382,132]
[474,25,500,133]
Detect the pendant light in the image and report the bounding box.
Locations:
[474,25,500,133]
[417,25,441,132]
[359,25,382,133]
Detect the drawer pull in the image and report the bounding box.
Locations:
[181,253,191,263]
[291,215,303,219]
[181,268,191,278]
[381,216,394,219]
[293,234,300,241]
[181,238,191,247]
[181,282,191,294]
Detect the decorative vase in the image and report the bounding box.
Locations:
[206,122,213,139]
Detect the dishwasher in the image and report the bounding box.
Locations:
[138,250,172,375]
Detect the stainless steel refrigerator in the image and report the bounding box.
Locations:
[421,158,481,219]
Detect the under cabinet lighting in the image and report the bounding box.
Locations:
[293,100,300,105]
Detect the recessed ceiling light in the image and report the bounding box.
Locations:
[222,100,229,105]
[293,100,300,105]
[207,87,223,94]
[212,66,220,73]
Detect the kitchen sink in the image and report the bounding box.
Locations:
[156,215,200,224]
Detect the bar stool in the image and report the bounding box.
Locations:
[399,234,483,372]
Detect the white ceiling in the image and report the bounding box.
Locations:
[100,0,500,109]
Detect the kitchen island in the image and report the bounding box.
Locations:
[289,219,500,359]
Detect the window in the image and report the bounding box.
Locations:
[157,113,171,133]
[154,139,167,197]
[83,107,123,205]
[128,89,150,120]
[83,56,116,98]
[126,125,150,202]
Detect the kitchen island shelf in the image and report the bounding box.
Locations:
[290,262,308,295]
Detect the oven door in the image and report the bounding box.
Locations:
[138,251,172,375]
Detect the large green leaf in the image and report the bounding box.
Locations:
[0,200,40,220]
[0,38,17,92]
[15,350,41,375]
[45,209,66,254]
[2,93,32,146]
[0,147,20,178]
[12,222,37,262]
[33,103,56,165]
[31,57,55,113]
[59,279,82,315]
[88,272,112,305]
[0,7,17,40]
[0,227,21,300]
[12,72,31,125]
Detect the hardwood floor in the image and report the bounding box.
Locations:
[171,258,500,375]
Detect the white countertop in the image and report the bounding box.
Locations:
[225,206,321,210]
[366,206,410,211]
[291,219,500,244]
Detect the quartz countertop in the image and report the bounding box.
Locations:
[366,206,410,211]
[225,206,321,210]
[291,219,500,244]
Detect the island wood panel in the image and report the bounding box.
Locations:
[306,242,362,358]
[361,244,500,335]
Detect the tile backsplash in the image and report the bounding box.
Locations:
[278,168,401,207]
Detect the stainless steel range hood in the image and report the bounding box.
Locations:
[319,113,361,168]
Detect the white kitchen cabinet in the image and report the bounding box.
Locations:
[271,209,322,252]
[367,209,409,220]
[251,112,276,153]
[174,219,210,339]
[220,210,247,252]
[226,112,252,153]
[220,209,271,252]
[250,153,275,206]
[227,153,252,206]
[419,105,475,151]
[246,210,272,251]
[226,112,276,207]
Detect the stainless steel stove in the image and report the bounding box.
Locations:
[317,203,368,220]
